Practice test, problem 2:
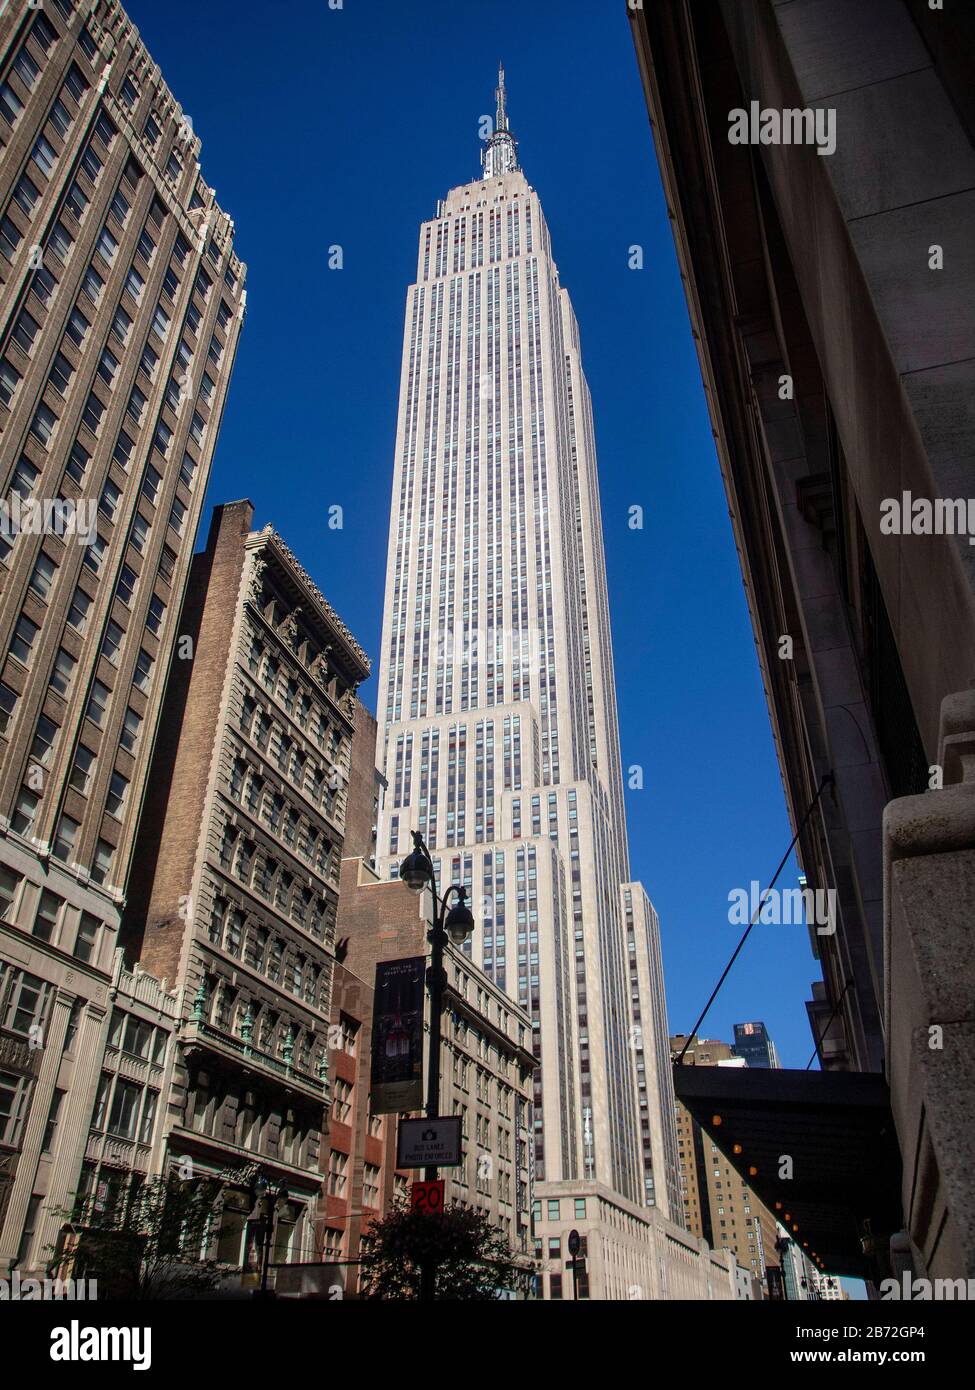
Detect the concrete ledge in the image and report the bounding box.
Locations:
[910,1022,975,1278]
[885,689,975,1278]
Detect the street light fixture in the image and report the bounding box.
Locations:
[399,830,475,1300]
[400,840,434,893]
[249,1169,288,1299]
[445,895,475,946]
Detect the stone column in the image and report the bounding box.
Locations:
[884,689,975,1279]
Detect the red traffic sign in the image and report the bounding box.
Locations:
[411,1180,445,1214]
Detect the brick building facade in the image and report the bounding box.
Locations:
[120,500,370,1272]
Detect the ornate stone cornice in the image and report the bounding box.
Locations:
[250,526,371,676]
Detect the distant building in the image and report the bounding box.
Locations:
[733,1022,780,1070]
[811,1269,844,1301]
[671,1034,780,1292]
[778,1223,821,1301]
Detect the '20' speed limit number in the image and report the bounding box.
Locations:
[411,1180,445,1214]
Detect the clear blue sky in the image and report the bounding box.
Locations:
[130,0,821,1069]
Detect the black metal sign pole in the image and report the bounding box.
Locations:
[420,873,447,1303]
[568,1228,581,1300]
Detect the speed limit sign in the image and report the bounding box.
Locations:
[411,1179,445,1214]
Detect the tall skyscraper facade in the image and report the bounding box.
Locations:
[0,0,244,1271]
[375,69,682,1287]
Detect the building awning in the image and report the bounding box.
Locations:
[673,1065,902,1278]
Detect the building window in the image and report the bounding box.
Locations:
[41,1087,66,1153]
[332,1078,352,1123]
[28,552,58,601]
[3,970,50,1037]
[0,1072,31,1147]
[8,617,39,664]
[134,649,153,692]
[106,772,128,818]
[327,1149,348,1199]
[32,889,63,946]
[340,1017,358,1056]
[363,1164,380,1209]
[0,82,24,128]
[68,739,95,795]
[81,263,104,304]
[66,439,90,482]
[12,309,39,354]
[96,225,118,263]
[120,707,142,753]
[108,1078,141,1139]
[48,647,75,695]
[0,868,21,921]
[52,814,79,863]
[130,513,150,554]
[30,402,58,447]
[101,620,124,665]
[90,839,114,886]
[73,912,99,963]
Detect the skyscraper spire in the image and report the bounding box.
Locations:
[496,61,509,131]
[481,61,519,178]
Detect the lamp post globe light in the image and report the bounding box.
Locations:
[399,831,475,1300]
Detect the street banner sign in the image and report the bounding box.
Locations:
[396,1115,463,1168]
[370,957,425,1114]
[411,1180,445,1214]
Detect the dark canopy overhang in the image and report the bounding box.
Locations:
[673,1065,902,1278]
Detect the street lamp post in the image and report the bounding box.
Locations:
[250,1170,288,1299]
[400,830,475,1301]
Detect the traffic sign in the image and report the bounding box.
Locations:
[397,1116,463,1168]
[411,1180,445,1214]
[568,1228,581,1256]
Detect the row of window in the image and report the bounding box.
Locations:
[228,755,336,877]
[216,823,335,943]
[0,866,102,962]
[246,637,346,758]
[186,1069,316,1168]
[106,1005,168,1065]
[533,1196,588,1225]
[0,11,62,135]
[209,895,329,1007]
[237,694,345,821]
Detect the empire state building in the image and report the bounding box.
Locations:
[376,68,683,1292]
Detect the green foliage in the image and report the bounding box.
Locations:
[48,1172,223,1300]
[359,1201,528,1301]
